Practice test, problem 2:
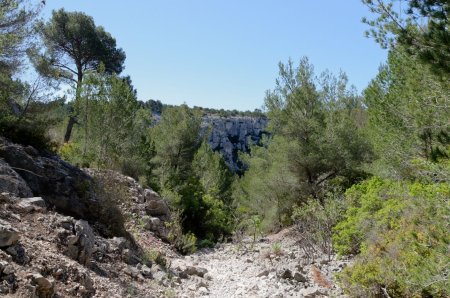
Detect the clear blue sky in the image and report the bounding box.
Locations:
[41,0,387,111]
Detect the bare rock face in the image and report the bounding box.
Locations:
[0,159,33,198]
[73,220,95,266]
[0,138,127,238]
[0,219,19,248]
[204,116,268,174]
[0,138,97,220]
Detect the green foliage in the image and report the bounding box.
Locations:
[201,193,232,240]
[164,210,197,255]
[365,47,449,178]
[150,109,234,244]
[198,239,215,249]
[0,115,55,150]
[59,69,148,177]
[271,242,283,256]
[144,99,266,118]
[35,8,125,84]
[150,105,202,190]
[0,0,38,82]
[265,58,372,200]
[234,136,298,232]
[334,177,450,297]
[192,141,234,202]
[234,58,372,232]
[33,8,126,143]
[142,249,168,268]
[292,194,346,260]
[362,0,449,77]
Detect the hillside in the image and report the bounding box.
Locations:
[0,137,346,297]
[1,1,449,297]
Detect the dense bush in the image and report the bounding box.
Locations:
[165,211,197,255]
[0,116,55,151]
[333,177,450,297]
[292,194,345,261]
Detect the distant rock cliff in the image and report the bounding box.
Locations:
[151,110,269,174]
[202,116,269,174]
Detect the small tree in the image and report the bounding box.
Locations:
[150,105,202,190]
[265,58,372,201]
[33,9,125,142]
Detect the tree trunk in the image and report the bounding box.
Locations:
[64,115,77,143]
[63,67,83,143]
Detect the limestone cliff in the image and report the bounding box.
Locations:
[202,116,269,174]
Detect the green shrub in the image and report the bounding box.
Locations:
[334,177,450,297]
[90,173,130,238]
[271,242,283,256]
[0,116,55,151]
[201,194,233,241]
[292,194,346,260]
[198,239,215,249]
[59,142,84,166]
[142,249,168,268]
[180,232,197,255]
[165,211,197,255]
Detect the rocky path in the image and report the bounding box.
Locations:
[171,229,348,298]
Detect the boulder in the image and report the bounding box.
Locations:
[145,199,169,217]
[121,249,141,265]
[31,273,55,298]
[17,197,46,212]
[140,264,152,278]
[143,188,160,202]
[196,267,208,278]
[182,266,208,278]
[124,266,141,279]
[145,217,161,231]
[0,260,9,273]
[257,269,270,277]
[0,219,19,248]
[0,138,98,222]
[110,237,128,252]
[63,220,95,266]
[0,159,33,197]
[5,243,29,264]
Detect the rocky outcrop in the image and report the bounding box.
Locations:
[0,159,33,198]
[203,116,269,173]
[0,138,186,297]
[0,189,175,297]
[56,218,95,266]
[0,137,99,223]
[84,169,171,240]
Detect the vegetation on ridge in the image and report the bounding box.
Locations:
[0,0,448,296]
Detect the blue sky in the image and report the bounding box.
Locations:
[42,1,387,111]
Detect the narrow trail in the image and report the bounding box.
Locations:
[171,228,348,298]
